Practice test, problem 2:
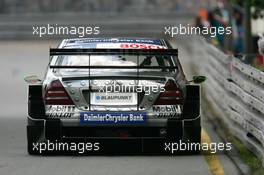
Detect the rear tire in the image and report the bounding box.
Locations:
[185,127,201,155]
[182,85,201,154]
[27,125,43,155]
[183,117,201,154]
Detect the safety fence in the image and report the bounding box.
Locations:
[193,38,264,165]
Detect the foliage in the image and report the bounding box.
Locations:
[231,0,264,18]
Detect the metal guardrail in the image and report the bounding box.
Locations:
[193,38,264,165]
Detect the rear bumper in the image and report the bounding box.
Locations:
[27,116,200,155]
[27,129,185,155]
[27,116,184,139]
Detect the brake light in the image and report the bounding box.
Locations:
[45,80,74,105]
[154,80,182,105]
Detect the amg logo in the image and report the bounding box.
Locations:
[153,105,182,114]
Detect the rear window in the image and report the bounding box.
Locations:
[55,55,176,74]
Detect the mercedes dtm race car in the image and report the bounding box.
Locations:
[26,38,205,155]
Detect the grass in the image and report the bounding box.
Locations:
[230,137,264,175]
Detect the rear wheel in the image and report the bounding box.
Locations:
[27,84,46,155]
[182,85,201,154]
[27,125,43,155]
[183,117,201,154]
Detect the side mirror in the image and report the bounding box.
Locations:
[191,75,206,84]
[24,75,42,84]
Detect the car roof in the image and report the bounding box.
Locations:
[61,37,167,49]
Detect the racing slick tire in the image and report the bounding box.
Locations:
[183,118,201,154]
[27,125,43,155]
[182,85,201,154]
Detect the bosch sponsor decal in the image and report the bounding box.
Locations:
[46,105,76,118]
[80,112,147,124]
[72,43,167,49]
[120,43,166,49]
[153,105,182,117]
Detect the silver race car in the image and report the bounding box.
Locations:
[26,38,205,155]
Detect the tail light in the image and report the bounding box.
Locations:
[154,80,183,105]
[45,80,74,105]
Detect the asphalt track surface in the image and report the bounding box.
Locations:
[0,41,240,175]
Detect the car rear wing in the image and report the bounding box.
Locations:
[49,48,178,69]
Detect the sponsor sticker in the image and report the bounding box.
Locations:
[80,112,147,124]
[46,105,76,118]
[90,92,137,105]
[120,43,166,49]
[69,38,163,45]
[95,43,166,49]
[153,105,182,117]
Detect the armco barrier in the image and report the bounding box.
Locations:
[193,38,264,165]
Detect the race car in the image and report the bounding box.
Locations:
[26,38,205,155]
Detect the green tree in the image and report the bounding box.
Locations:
[231,0,264,18]
[251,0,264,18]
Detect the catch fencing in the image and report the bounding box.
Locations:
[193,38,264,165]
